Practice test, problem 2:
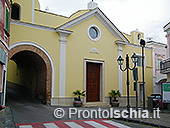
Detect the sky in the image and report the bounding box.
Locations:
[38,0,170,43]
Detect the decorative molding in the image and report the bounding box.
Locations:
[90,48,99,54]
[56,29,73,35]
[11,20,56,32]
[9,41,55,97]
[57,8,129,43]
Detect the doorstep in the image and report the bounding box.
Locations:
[84,102,110,107]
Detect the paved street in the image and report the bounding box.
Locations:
[6,88,170,128]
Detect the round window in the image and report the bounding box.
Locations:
[88,25,101,41]
[89,27,98,39]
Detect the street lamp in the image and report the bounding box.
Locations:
[140,39,146,110]
[117,53,138,112]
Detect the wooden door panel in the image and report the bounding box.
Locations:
[86,62,100,102]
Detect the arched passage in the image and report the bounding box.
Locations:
[7,43,53,104]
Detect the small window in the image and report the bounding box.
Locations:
[157,59,162,70]
[11,3,21,20]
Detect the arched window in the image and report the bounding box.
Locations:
[11,3,21,20]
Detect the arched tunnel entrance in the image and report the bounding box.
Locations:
[7,51,47,103]
[6,44,52,105]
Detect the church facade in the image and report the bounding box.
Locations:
[6,0,153,107]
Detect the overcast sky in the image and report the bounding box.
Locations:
[38,0,170,43]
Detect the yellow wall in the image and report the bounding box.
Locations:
[7,60,36,89]
[65,16,120,97]
[8,24,60,97]
[34,10,68,28]
[7,60,20,84]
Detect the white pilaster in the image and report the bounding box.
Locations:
[152,48,156,93]
[116,41,126,95]
[59,33,67,97]
[58,31,72,97]
[32,0,35,23]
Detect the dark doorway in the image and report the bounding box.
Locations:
[86,62,100,102]
[7,51,47,103]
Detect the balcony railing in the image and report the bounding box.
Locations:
[160,58,170,74]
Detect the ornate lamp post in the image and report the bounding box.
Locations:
[117,53,138,112]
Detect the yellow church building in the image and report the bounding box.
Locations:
[6,0,153,107]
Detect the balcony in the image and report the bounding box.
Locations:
[160,58,170,74]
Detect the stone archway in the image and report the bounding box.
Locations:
[8,44,53,104]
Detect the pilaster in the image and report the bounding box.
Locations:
[115,40,126,95]
[58,31,72,97]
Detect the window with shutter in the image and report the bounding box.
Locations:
[5,5,9,32]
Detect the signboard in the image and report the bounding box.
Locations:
[162,83,170,101]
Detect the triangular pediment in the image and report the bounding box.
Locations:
[57,8,129,43]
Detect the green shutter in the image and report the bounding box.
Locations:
[5,6,9,32]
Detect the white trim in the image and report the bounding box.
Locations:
[164,22,170,32]
[133,31,136,44]
[0,36,9,50]
[152,48,156,93]
[95,13,127,42]
[32,0,35,23]
[59,40,66,97]
[56,29,73,35]
[2,51,8,105]
[57,8,129,43]
[90,48,99,54]
[11,20,56,32]
[126,43,152,50]
[84,59,105,104]
[58,32,71,97]
[9,42,55,97]
[87,24,101,42]
[116,42,125,95]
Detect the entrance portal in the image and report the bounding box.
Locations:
[86,62,100,102]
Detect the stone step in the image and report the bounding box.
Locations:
[84,102,110,107]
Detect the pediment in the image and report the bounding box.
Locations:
[57,8,129,44]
